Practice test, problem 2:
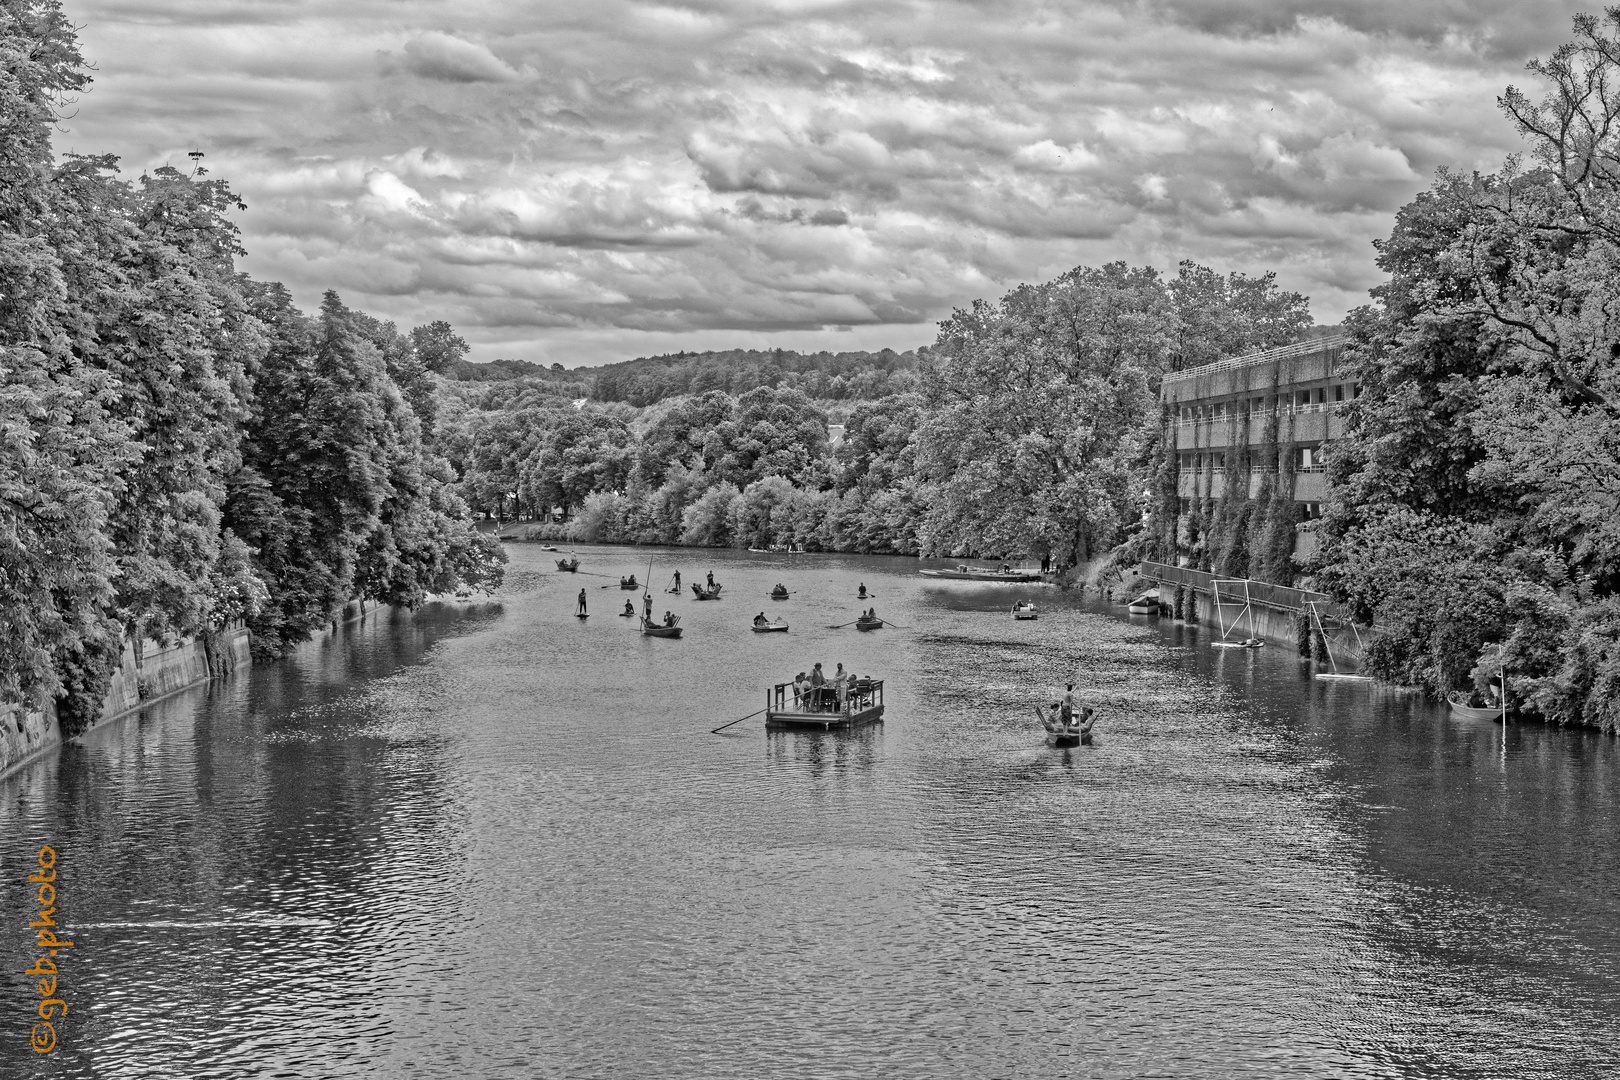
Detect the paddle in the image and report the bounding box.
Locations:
[711,707,765,734]
[878,618,910,629]
[825,620,860,629]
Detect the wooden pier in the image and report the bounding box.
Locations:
[765,679,885,730]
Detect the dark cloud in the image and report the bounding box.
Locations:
[60,0,1581,364]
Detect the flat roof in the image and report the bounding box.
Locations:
[1162,334,1347,387]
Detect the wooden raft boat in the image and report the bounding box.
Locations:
[765,679,884,730]
[556,557,580,572]
[1035,705,1093,747]
[641,616,682,638]
[691,582,723,601]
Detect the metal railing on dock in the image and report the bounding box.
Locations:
[770,679,884,715]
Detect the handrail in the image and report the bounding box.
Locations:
[1163,334,1347,385]
[770,678,884,714]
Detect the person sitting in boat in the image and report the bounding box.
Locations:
[627,574,637,588]
[623,600,635,615]
[663,611,676,627]
[772,583,787,595]
[754,612,770,627]
[858,582,868,598]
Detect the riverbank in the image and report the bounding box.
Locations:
[0,626,253,782]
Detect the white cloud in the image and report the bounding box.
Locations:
[58,0,1597,364]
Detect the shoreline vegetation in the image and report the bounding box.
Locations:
[4,8,1620,735]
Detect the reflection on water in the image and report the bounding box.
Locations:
[2,547,1618,1078]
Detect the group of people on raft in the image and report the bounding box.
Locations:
[790,662,874,712]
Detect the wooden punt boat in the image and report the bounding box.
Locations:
[751,620,789,633]
[1012,602,1038,620]
[556,557,580,572]
[920,564,1044,582]
[855,617,883,631]
[691,582,723,601]
[1447,692,1501,721]
[1035,705,1093,746]
[641,617,682,638]
[765,679,884,730]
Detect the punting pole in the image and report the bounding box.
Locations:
[711,708,765,734]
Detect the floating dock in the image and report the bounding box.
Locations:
[765,679,885,730]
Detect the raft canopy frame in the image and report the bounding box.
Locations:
[766,679,884,730]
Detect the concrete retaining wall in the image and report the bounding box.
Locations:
[0,625,252,781]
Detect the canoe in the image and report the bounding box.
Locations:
[1448,693,1501,721]
[1212,639,1263,649]
[854,618,883,631]
[920,565,1044,582]
[752,622,789,633]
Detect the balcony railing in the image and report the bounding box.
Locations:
[1163,334,1348,385]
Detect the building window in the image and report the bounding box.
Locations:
[1333,385,1345,402]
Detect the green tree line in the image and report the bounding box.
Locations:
[444,261,1311,565]
[0,2,502,733]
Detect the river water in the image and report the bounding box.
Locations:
[3,544,1618,1078]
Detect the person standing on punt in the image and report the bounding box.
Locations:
[707,570,715,589]
[577,588,587,616]
[643,592,653,623]
[809,663,826,709]
[1060,683,1076,727]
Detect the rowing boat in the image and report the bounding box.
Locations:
[1126,590,1158,615]
[1012,602,1038,621]
[556,557,579,572]
[854,617,882,631]
[641,617,682,638]
[751,621,789,633]
[1447,692,1500,721]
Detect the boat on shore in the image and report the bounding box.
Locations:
[751,620,789,633]
[1447,692,1501,721]
[920,564,1044,583]
[1012,601,1038,621]
[765,678,884,730]
[556,557,580,572]
[641,616,682,638]
[692,582,723,601]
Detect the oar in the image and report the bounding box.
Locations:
[711,708,765,734]
[878,618,910,629]
[825,619,860,629]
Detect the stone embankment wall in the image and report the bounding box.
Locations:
[0,626,252,781]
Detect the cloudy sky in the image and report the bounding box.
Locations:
[60,0,1588,366]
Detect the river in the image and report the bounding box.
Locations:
[3,543,1618,1078]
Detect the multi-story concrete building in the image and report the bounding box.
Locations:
[1161,334,1353,567]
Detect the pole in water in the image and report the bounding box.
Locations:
[711,708,765,734]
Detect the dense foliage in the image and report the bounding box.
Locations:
[587,347,922,406]
[445,261,1311,568]
[0,2,502,730]
[1314,12,1620,728]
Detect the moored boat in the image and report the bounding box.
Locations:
[1447,692,1501,721]
[920,564,1044,583]
[765,677,885,730]
[1126,590,1158,615]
